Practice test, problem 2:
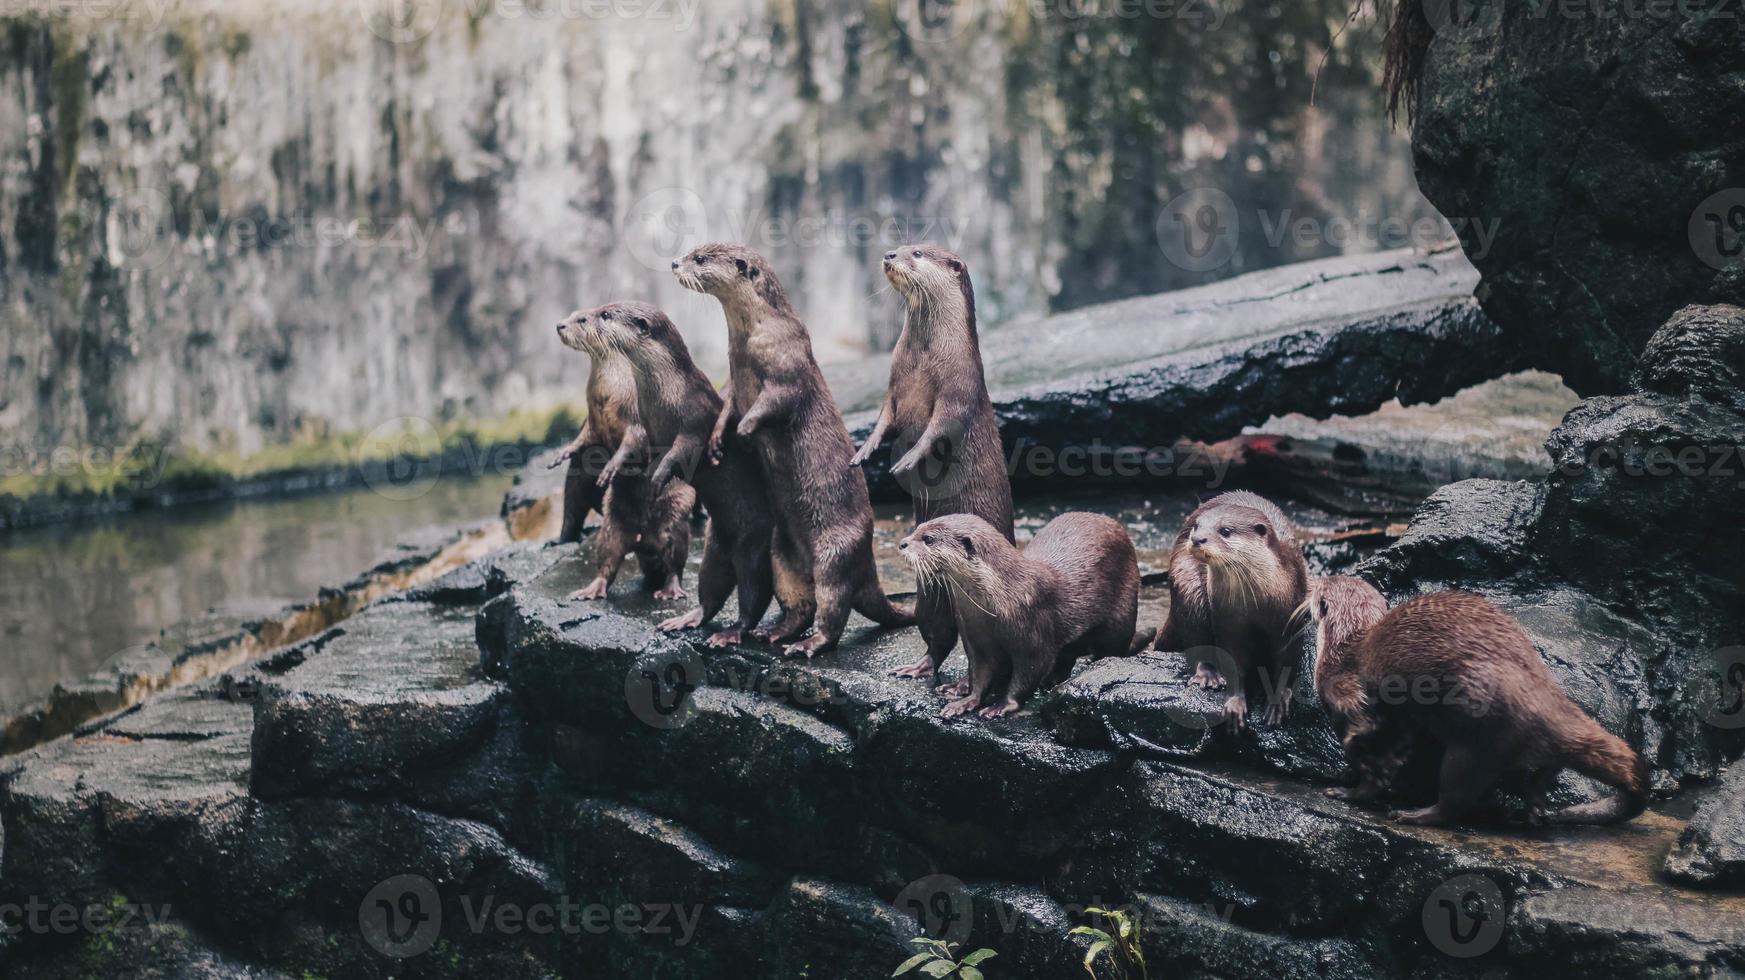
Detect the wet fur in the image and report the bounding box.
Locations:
[567,302,804,646]
[1152,491,1308,732]
[554,309,694,599]
[1311,577,1650,827]
[675,244,913,655]
[903,513,1139,719]
[857,245,1014,685]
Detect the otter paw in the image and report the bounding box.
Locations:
[1189,664,1227,690]
[782,635,831,659]
[890,659,936,679]
[653,583,688,601]
[940,695,981,719]
[1221,695,1248,734]
[705,628,744,649]
[1388,806,1448,826]
[935,679,971,698]
[977,699,1020,720]
[569,580,610,602]
[657,609,704,632]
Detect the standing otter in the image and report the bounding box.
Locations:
[554,308,695,602]
[567,301,811,647]
[674,242,914,657]
[900,513,1139,719]
[1309,576,1650,827]
[1152,491,1308,732]
[853,245,1015,688]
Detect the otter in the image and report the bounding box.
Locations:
[674,242,914,657]
[853,245,1015,689]
[1151,491,1308,733]
[1309,576,1650,827]
[566,301,812,647]
[554,308,696,602]
[900,513,1139,719]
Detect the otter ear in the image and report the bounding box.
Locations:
[629,312,650,335]
[734,257,759,280]
[960,535,975,557]
[947,257,964,273]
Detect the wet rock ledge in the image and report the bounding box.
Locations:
[4,483,1743,977]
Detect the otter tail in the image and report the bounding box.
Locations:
[1545,718,1650,825]
[853,584,916,628]
[1128,628,1158,656]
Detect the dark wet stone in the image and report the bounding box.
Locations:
[1637,306,1745,407]
[1510,887,1745,974]
[1665,765,1745,889]
[5,920,294,980]
[247,601,523,829]
[846,249,1516,501]
[1411,1,1745,394]
[1360,479,1546,592]
[1136,892,1375,979]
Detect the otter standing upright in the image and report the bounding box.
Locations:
[1309,576,1649,827]
[1152,491,1308,732]
[560,301,808,647]
[853,245,1014,687]
[553,309,695,601]
[674,243,914,656]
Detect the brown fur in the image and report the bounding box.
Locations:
[1311,576,1650,827]
[855,245,1015,687]
[554,308,695,601]
[571,301,809,647]
[902,513,1139,720]
[674,243,914,656]
[1152,491,1309,732]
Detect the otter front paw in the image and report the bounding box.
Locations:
[569,578,610,601]
[782,634,831,658]
[935,679,971,698]
[657,609,704,632]
[940,695,982,719]
[890,657,936,679]
[1189,662,1227,690]
[735,416,760,439]
[977,698,1020,720]
[1221,693,1248,733]
[705,627,745,649]
[848,441,876,467]
[890,446,924,476]
[653,581,688,601]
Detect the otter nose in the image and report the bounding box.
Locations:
[555,322,564,334]
[671,259,681,270]
[898,537,911,551]
[883,251,897,262]
[1191,535,1208,548]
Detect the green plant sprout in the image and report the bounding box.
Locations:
[1071,906,1147,980]
[893,937,997,979]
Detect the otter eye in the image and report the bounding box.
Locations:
[922,534,935,545]
[693,255,705,265]
[912,250,923,258]
[1218,526,1232,538]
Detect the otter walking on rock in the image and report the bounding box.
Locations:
[554,308,695,602]
[900,513,1139,719]
[1309,576,1650,827]
[674,243,913,656]
[565,301,809,647]
[853,245,1014,687]
[1152,491,1308,733]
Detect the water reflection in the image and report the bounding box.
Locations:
[0,476,511,711]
